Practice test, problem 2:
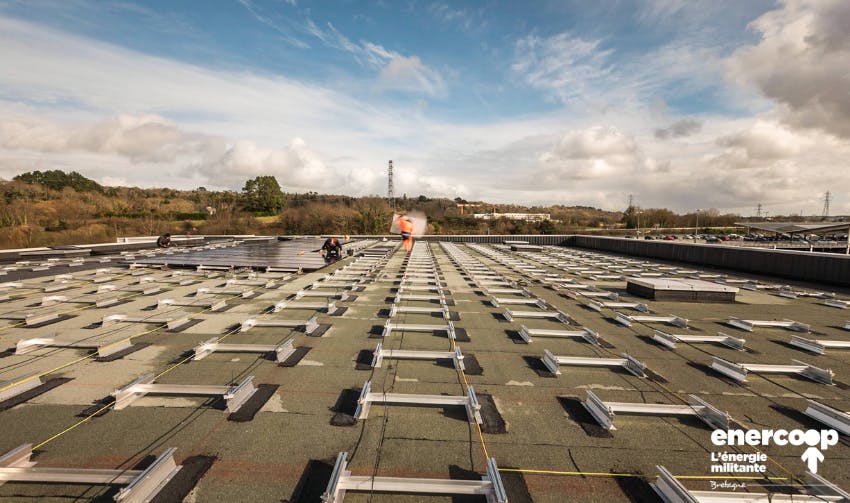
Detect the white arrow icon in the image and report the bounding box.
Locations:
[801,447,824,473]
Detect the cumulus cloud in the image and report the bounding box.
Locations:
[0,114,187,162]
[536,126,653,181]
[655,118,702,139]
[728,0,850,137]
[0,112,334,191]
[715,121,811,162]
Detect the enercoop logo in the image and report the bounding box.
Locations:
[710,428,838,474]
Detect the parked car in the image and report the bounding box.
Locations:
[644,235,654,240]
[705,236,720,243]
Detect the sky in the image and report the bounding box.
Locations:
[0,0,849,215]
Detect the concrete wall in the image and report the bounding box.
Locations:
[570,236,850,287]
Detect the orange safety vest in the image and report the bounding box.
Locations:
[398,218,414,235]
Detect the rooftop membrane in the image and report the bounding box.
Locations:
[0,237,848,502]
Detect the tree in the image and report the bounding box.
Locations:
[242,176,285,214]
[14,170,103,192]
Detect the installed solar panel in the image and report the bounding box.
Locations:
[131,238,334,271]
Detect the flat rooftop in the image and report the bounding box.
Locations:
[0,237,848,502]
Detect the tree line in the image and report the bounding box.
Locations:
[0,170,746,249]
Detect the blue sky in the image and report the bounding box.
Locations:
[1,0,849,214]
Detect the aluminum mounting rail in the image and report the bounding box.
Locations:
[803,400,850,436]
[381,320,455,338]
[39,294,122,308]
[489,297,547,308]
[577,291,619,300]
[475,279,513,287]
[824,299,850,309]
[542,350,646,377]
[15,336,134,358]
[482,286,529,296]
[102,313,192,331]
[311,280,361,290]
[592,274,625,281]
[321,452,506,503]
[112,373,257,413]
[398,284,443,293]
[587,300,649,313]
[353,379,482,424]
[710,357,834,384]
[583,390,729,431]
[157,298,228,311]
[371,343,464,370]
[239,315,320,335]
[614,312,688,328]
[518,325,600,345]
[0,311,62,326]
[503,309,572,324]
[652,330,746,350]
[0,444,182,503]
[552,283,592,290]
[225,278,277,289]
[652,465,850,503]
[789,336,850,355]
[294,290,353,301]
[272,300,336,313]
[777,289,833,300]
[193,337,295,362]
[726,317,810,333]
[393,292,446,303]
[388,304,455,320]
[196,287,255,298]
[0,371,48,402]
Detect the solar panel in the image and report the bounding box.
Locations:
[131,238,334,271]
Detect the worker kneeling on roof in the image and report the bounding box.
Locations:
[320,236,343,262]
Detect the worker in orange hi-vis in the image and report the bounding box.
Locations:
[396,214,415,252]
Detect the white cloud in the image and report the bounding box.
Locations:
[716,121,811,162]
[728,0,850,138]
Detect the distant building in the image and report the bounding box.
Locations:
[473,212,550,222]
